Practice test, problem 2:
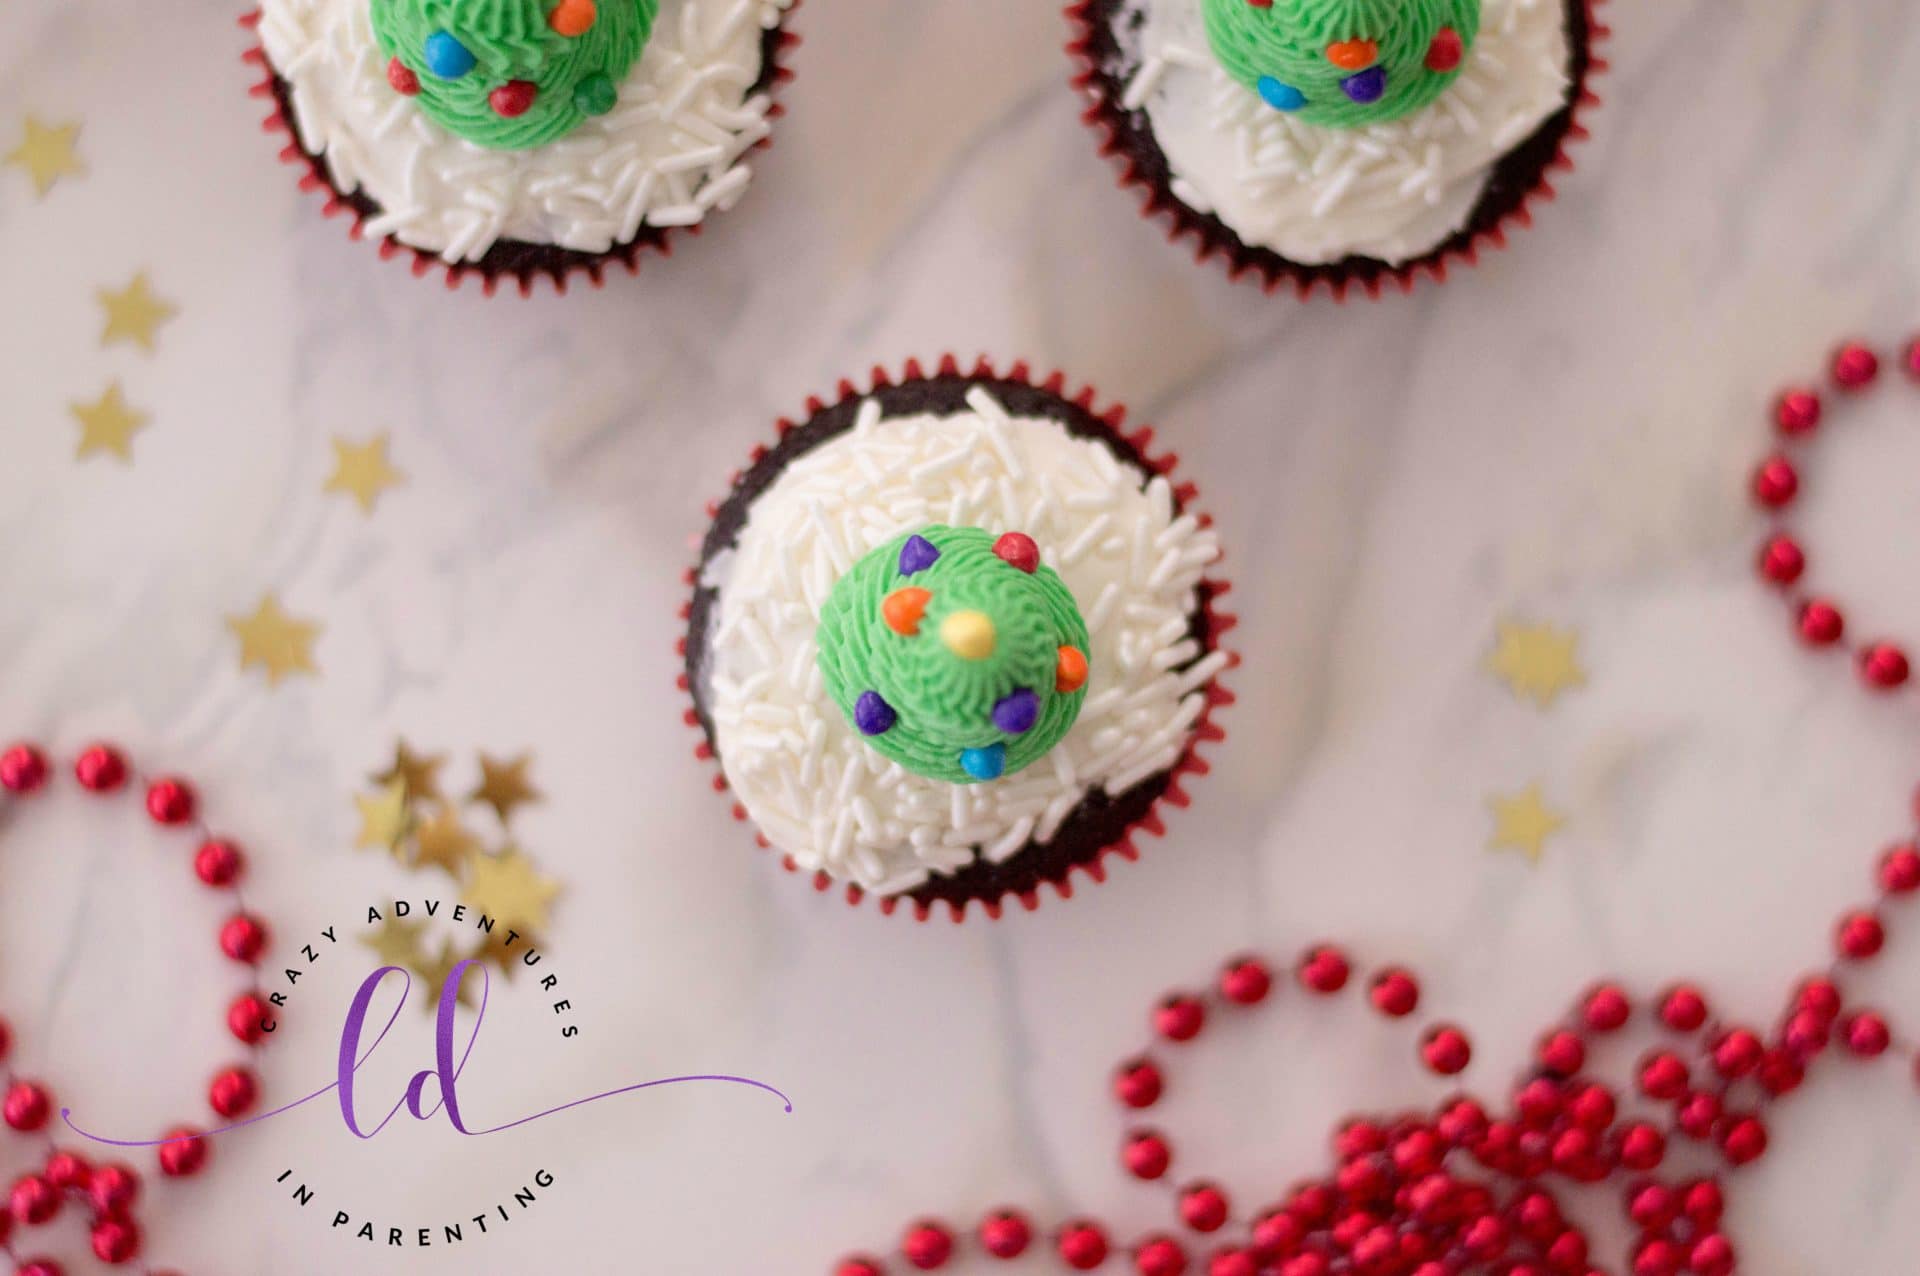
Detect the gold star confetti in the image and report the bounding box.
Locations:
[412,804,480,878]
[97,273,177,353]
[323,434,405,514]
[1488,784,1566,865]
[469,754,540,825]
[70,382,149,462]
[227,593,321,685]
[353,779,413,857]
[470,934,521,985]
[361,914,428,969]
[372,740,445,802]
[410,937,480,1011]
[462,846,559,937]
[5,116,83,196]
[1487,620,1587,709]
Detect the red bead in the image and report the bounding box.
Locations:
[1633,1238,1682,1276]
[1757,534,1805,586]
[1798,599,1845,645]
[195,838,245,887]
[1688,1234,1735,1276]
[1460,1214,1508,1260]
[1515,1077,1563,1127]
[1658,985,1708,1032]
[1420,1026,1471,1075]
[228,991,273,1044]
[1424,26,1463,71]
[1391,1128,1442,1176]
[1207,1250,1256,1276]
[1436,1097,1488,1146]
[1617,1123,1666,1171]
[1833,341,1880,389]
[42,1152,88,1192]
[1334,1118,1385,1160]
[1135,1236,1189,1276]
[1546,1232,1589,1270]
[1114,1058,1163,1108]
[1058,1221,1110,1270]
[386,56,420,95]
[219,913,269,963]
[1757,1047,1805,1096]
[1837,909,1886,961]
[0,743,49,794]
[1581,984,1630,1032]
[1774,388,1823,435]
[1627,1182,1677,1229]
[10,1173,59,1226]
[1154,995,1206,1043]
[1718,1115,1768,1165]
[901,1221,953,1269]
[209,1065,259,1118]
[158,1127,209,1177]
[3,1081,50,1132]
[14,1261,63,1276]
[489,79,537,117]
[91,1217,139,1265]
[1751,454,1799,508]
[1880,844,1920,894]
[145,776,195,825]
[1217,956,1271,1005]
[835,1258,884,1276]
[1297,945,1350,995]
[1842,1010,1891,1057]
[87,1163,140,1216]
[991,532,1040,574]
[1251,1209,1304,1254]
[977,1209,1032,1259]
[1795,975,1844,1022]
[1683,1177,1725,1226]
[1536,1029,1585,1076]
[1368,968,1419,1018]
[1279,1257,1329,1276]
[1179,1183,1230,1233]
[1638,1050,1689,1100]
[74,744,127,792]
[1677,1090,1722,1140]
[1783,1009,1831,1058]
[1567,1083,1616,1131]
[1711,1028,1763,1079]
[1861,643,1911,689]
[1124,1129,1172,1180]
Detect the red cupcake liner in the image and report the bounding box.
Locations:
[675,355,1240,924]
[1064,0,1608,301]
[238,4,801,298]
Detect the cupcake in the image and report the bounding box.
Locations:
[1068,0,1604,298]
[680,358,1237,921]
[245,0,799,294]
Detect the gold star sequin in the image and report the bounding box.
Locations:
[353,779,413,856]
[323,435,405,514]
[1487,620,1586,709]
[372,740,445,802]
[70,382,149,462]
[470,935,521,985]
[410,937,480,1011]
[5,116,83,196]
[462,847,559,937]
[361,914,427,969]
[97,273,177,353]
[469,754,540,825]
[227,593,321,685]
[412,804,480,878]
[1488,784,1566,865]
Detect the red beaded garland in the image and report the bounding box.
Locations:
[72,744,126,793]
[978,1209,1032,1258]
[1217,957,1271,1006]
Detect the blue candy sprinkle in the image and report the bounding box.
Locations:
[854,690,897,737]
[424,30,477,80]
[1340,66,1387,104]
[898,534,941,577]
[960,743,1006,782]
[991,688,1040,735]
[1257,77,1306,111]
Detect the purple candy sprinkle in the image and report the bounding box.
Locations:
[991,688,1040,735]
[898,534,941,576]
[1341,66,1387,104]
[854,690,897,736]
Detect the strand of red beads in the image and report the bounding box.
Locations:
[0,741,278,1276]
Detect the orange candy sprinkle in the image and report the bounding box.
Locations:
[1055,645,1089,693]
[549,0,597,36]
[882,588,932,637]
[1325,38,1378,71]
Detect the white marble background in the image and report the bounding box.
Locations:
[2,0,1920,1271]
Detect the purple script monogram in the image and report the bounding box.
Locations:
[62,961,790,1148]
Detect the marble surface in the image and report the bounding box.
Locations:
[2,0,1920,1271]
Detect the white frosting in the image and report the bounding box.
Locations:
[1120,0,1571,266]
[700,390,1228,897]
[257,0,792,262]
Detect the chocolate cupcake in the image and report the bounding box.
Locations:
[680,358,1237,921]
[246,0,799,294]
[1069,0,1604,298]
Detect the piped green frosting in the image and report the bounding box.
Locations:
[1201,0,1481,128]
[372,0,657,150]
[817,526,1092,786]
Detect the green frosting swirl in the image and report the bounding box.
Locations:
[1201,0,1481,128]
[371,0,656,150]
[817,526,1092,786]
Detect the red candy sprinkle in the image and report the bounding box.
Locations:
[1424,27,1463,71]
[991,531,1041,574]
[489,79,537,118]
[386,56,420,95]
